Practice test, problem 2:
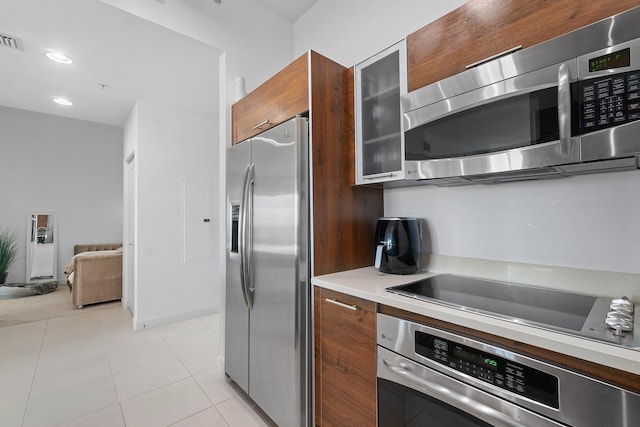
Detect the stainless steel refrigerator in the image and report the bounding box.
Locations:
[225,116,310,427]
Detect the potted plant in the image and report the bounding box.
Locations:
[0,228,18,285]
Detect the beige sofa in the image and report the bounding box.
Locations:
[64,244,123,308]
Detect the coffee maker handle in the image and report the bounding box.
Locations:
[375,244,384,269]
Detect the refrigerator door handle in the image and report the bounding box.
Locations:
[243,164,255,309]
[239,163,251,308]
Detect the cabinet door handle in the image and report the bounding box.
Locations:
[252,119,272,130]
[325,298,358,311]
[465,45,523,69]
[363,173,394,180]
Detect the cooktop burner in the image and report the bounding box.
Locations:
[386,274,639,348]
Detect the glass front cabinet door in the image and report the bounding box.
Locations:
[355,39,407,185]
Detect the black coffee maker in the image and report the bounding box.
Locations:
[374,217,421,274]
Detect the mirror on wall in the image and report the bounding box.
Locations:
[26,213,57,283]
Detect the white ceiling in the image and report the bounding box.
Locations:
[252,0,318,22]
[0,0,317,128]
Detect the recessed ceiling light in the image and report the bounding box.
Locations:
[52,97,72,106]
[46,51,72,64]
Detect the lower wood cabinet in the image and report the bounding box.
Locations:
[312,286,640,427]
[314,287,377,426]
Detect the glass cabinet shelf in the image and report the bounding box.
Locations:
[362,85,401,103]
[363,131,402,145]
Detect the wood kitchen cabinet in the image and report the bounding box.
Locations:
[355,40,407,185]
[231,52,382,426]
[407,0,640,91]
[231,51,383,276]
[314,287,377,427]
[232,54,308,144]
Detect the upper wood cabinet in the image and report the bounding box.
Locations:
[355,40,407,185]
[407,0,640,92]
[232,54,309,144]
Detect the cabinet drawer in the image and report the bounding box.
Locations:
[407,0,640,91]
[232,54,309,144]
[317,288,376,426]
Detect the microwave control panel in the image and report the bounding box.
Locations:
[579,70,640,134]
[415,330,559,409]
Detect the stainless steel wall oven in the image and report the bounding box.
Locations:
[377,313,640,426]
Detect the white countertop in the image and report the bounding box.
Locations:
[312,266,640,375]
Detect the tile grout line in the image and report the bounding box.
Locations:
[46,311,119,427]
[10,310,262,427]
[161,316,230,427]
[28,309,128,427]
[114,313,214,425]
[162,319,220,425]
[97,310,129,427]
[20,318,50,427]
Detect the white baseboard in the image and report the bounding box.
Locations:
[132,305,221,330]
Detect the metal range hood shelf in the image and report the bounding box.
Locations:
[403,156,640,187]
[386,274,640,350]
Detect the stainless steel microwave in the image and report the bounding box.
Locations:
[401,6,640,185]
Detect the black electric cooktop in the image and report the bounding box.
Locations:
[387,274,598,332]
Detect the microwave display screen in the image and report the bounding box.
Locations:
[589,48,630,72]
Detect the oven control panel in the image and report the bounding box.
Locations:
[415,331,559,409]
[578,70,640,134]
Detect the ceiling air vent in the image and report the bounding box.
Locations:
[0,32,20,50]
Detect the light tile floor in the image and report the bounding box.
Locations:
[0,306,275,427]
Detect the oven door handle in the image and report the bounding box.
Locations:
[383,358,540,427]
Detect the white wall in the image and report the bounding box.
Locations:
[103,0,295,332]
[100,0,293,101]
[122,105,139,313]
[385,172,640,274]
[0,106,123,283]
[126,100,219,329]
[295,0,640,276]
[294,0,467,66]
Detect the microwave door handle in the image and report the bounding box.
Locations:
[557,63,571,157]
